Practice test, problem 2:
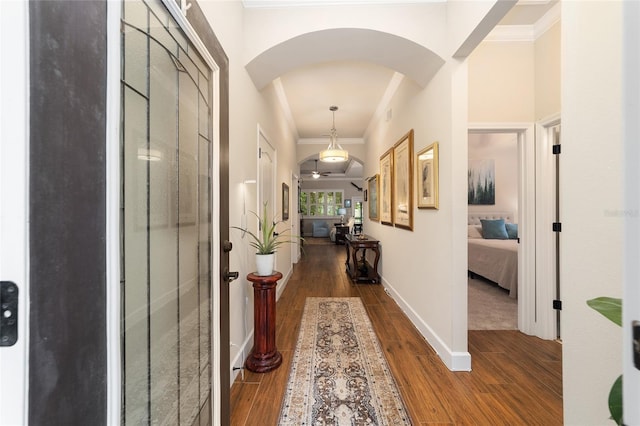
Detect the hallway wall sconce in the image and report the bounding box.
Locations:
[319,106,348,163]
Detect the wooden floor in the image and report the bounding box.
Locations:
[230,243,563,425]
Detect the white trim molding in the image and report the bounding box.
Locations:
[468,123,542,339]
[382,279,472,372]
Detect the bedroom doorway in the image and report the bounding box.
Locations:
[468,123,560,341]
[467,132,520,331]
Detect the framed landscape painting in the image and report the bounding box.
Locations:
[392,130,413,230]
[367,174,379,221]
[416,142,439,209]
[379,149,394,226]
[468,159,495,205]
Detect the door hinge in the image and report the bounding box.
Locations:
[553,222,562,232]
[553,144,561,155]
[258,147,262,159]
[553,300,562,310]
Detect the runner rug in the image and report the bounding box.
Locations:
[278,297,412,425]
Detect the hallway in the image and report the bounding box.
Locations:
[230,244,562,425]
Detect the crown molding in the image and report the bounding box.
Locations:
[485,2,560,42]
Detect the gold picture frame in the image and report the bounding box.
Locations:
[379,148,394,226]
[416,142,439,209]
[392,130,414,230]
[367,174,379,221]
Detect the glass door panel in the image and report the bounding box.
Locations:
[121,1,213,424]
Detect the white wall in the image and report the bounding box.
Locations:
[561,2,624,424]
[198,1,300,379]
[535,21,561,120]
[468,40,535,122]
[468,132,519,218]
[363,59,471,369]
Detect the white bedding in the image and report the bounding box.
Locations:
[468,238,518,298]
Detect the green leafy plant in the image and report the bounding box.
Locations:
[232,202,303,254]
[586,297,623,425]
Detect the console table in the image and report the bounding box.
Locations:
[345,234,380,284]
[334,224,349,245]
[245,271,283,373]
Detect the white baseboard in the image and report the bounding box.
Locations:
[381,277,471,372]
[230,330,254,384]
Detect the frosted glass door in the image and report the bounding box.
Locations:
[121,0,213,424]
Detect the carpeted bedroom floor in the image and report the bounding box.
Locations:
[468,275,517,330]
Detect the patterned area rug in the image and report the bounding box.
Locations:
[278,297,412,425]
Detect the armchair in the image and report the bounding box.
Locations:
[312,221,330,238]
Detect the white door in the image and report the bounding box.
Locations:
[0,1,29,424]
[258,128,276,239]
[291,174,300,263]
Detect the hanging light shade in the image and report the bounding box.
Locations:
[319,106,348,163]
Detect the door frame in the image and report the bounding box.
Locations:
[0,2,30,424]
[536,114,562,341]
[291,172,301,264]
[106,1,224,424]
[257,125,277,236]
[468,123,538,337]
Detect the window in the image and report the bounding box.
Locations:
[300,190,344,217]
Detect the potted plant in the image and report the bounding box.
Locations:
[232,202,303,276]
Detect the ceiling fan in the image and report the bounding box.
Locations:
[311,160,331,179]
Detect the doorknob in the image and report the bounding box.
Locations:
[223,240,233,253]
[224,268,239,283]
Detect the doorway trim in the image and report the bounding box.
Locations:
[468,123,536,336]
[0,1,30,424]
[536,113,561,340]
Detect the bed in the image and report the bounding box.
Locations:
[468,213,519,298]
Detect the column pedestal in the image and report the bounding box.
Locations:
[245,271,283,373]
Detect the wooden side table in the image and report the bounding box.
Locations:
[245,271,283,373]
[345,234,381,283]
[334,224,349,245]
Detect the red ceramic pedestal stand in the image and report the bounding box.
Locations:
[245,271,283,373]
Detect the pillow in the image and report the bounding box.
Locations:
[468,225,483,239]
[505,223,518,239]
[480,219,509,239]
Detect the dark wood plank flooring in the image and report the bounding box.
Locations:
[230,242,563,425]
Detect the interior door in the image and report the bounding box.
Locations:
[0,1,29,423]
[258,129,276,238]
[121,1,218,424]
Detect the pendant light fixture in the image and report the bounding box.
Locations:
[319,106,348,163]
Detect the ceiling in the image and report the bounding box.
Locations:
[271,0,558,180]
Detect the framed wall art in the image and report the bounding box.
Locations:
[282,182,289,221]
[367,174,379,221]
[392,130,413,230]
[468,159,495,205]
[416,141,439,209]
[379,149,394,226]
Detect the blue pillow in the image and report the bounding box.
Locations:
[480,219,508,239]
[505,223,518,239]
